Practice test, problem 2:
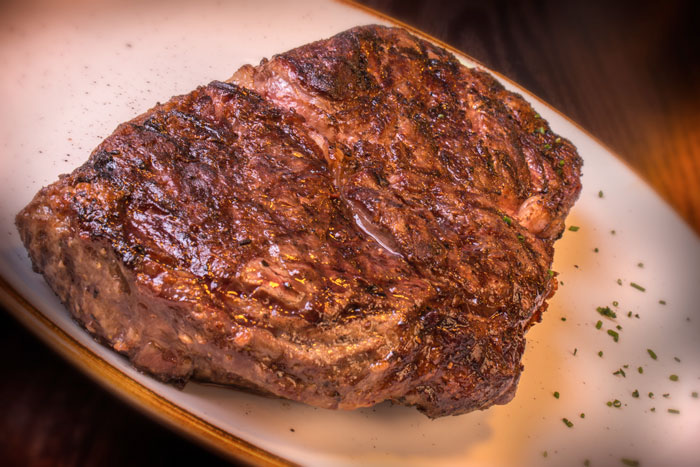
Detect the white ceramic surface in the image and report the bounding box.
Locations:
[1,1,699,465]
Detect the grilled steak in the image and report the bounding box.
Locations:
[16,25,582,417]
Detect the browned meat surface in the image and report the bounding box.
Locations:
[16,25,582,418]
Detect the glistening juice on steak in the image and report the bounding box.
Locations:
[16,25,582,418]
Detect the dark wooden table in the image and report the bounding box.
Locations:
[1,1,697,465]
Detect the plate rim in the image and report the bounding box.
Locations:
[1,1,696,465]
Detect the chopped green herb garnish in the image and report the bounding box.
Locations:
[559,159,566,167]
[568,225,580,231]
[668,408,680,414]
[651,407,656,412]
[562,417,574,427]
[537,126,545,134]
[632,389,639,398]
[612,301,619,307]
[584,460,591,467]
[580,413,585,418]
[502,215,512,225]
[627,311,632,317]
[670,374,679,382]
[594,247,599,253]
[673,357,680,362]
[598,190,604,198]
[547,269,554,277]
[638,366,643,374]
[616,325,622,330]
[535,113,541,119]
[607,329,619,342]
[595,320,603,329]
[553,391,560,399]
[598,351,604,357]
[621,459,640,467]
[663,393,670,398]
[544,143,552,150]
[611,230,616,235]
[692,392,698,398]
[573,348,578,356]
[561,317,567,321]
[597,306,616,318]
[647,349,658,360]
[555,137,561,143]
[617,278,623,286]
[630,282,646,292]
[648,392,654,398]
[659,300,667,305]
[637,262,644,268]
[613,368,626,377]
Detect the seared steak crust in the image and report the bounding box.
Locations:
[16,25,581,417]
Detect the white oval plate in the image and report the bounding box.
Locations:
[1,1,698,465]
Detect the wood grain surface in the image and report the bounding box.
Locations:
[1,1,697,466]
